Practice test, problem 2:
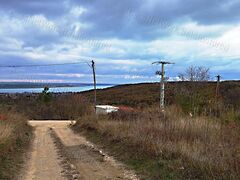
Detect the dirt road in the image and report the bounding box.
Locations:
[20,121,138,180]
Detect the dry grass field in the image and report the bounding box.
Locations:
[74,106,240,179]
[0,82,239,179]
[0,122,12,144]
[0,108,32,179]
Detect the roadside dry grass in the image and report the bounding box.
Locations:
[74,106,240,179]
[0,108,32,179]
[0,123,12,144]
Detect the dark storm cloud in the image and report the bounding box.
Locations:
[0,0,69,17]
[0,0,239,82]
[1,0,239,41]
[68,0,240,40]
[0,54,33,66]
[182,0,240,24]
[140,0,240,24]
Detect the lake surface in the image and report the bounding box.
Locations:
[0,85,113,94]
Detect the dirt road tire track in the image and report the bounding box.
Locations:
[20,121,68,180]
[21,121,138,180]
[50,128,80,180]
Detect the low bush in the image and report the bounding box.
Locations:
[16,94,93,120]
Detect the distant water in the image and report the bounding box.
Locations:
[0,85,113,94]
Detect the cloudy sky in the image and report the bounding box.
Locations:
[0,0,239,84]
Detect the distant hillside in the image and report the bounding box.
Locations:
[81,81,240,112]
[0,82,113,89]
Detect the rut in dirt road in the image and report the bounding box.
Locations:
[21,121,138,180]
[20,121,69,180]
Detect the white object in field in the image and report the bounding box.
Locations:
[95,105,119,114]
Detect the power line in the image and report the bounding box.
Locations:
[0,60,90,68]
[0,59,99,113]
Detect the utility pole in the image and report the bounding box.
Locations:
[152,61,174,110]
[215,75,221,100]
[215,75,221,117]
[91,60,97,112]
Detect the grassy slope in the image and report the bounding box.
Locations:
[82,81,240,123]
[81,81,240,108]
[76,81,240,179]
[0,110,32,179]
[73,112,240,179]
[73,124,182,179]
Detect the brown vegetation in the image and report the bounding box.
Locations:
[14,94,92,120]
[74,106,240,179]
[0,108,32,179]
[82,81,240,123]
[0,81,239,179]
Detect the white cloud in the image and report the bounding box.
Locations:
[0,2,240,82]
[0,79,65,83]
[34,73,89,78]
[0,37,24,50]
[180,22,231,36]
[219,26,240,57]
[70,6,87,17]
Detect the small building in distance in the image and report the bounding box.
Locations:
[96,105,119,115]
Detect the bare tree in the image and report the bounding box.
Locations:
[186,66,197,81]
[178,73,185,81]
[181,65,210,81]
[195,66,210,81]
